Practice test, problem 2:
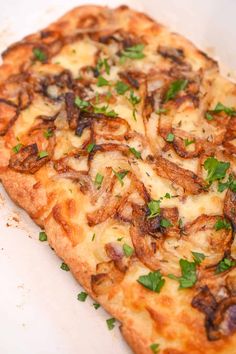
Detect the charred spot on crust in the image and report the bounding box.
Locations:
[158,45,185,65]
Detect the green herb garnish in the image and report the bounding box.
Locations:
[204,157,230,183]
[75,97,90,110]
[93,303,100,309]
[150,343,160,354]
[120,44,145,61]
[33,48,47,62]
[38,151,48,159]
[147,200,161,219]
[112,169,129,186]
[128,90,141,121]
[106,318,116,330]
[192,251,205,265]
[77,292,88,302]
[97,76,110,87]
[184,138,195,147]
[129,147,142,159]
[166,133,175,142]
[218,174,236,193]
[164,79,188,103]
[94,173,104,189]
[216,258,236,274]
[39,231,47,242]
[137,270,165,293]
[115,81,129,95]
[87,143,95,153]
[43,129,53,139]
[160,218,172,228]
[61,262,70,271]
[214,218,231,231]
[168,259,197,289]
[93,105,118,117]
[12,143,23,153]
[123,244,134,257]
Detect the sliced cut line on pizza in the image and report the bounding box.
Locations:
[0,4,236,354]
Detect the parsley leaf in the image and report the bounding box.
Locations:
[204,157,230,183]
[120,44,145,61]
[150,343,160,354]
[96,58,110,75]
[33,48,47,62]
[60,262,70,271]
[106,318,116,330]
[38,151,48,159]
[164,79,188,103]
[43,129,53,139]
[92,233,96,241]
[93,302,100,309]
[218,174,236,193]
[156,108,168,114]
[215,218,231,231]
[94,173,104,189]
[77,292,88,302]
[93,105,118,117]
[128,90,141,121]
[12,143,23,154]
[160,218,172,228]
[129,147,142,159]
[168,259,197,289]
[115,81,129,95]
[192,251,205,265]
[97,76,110,87]
[87,142,95,153]
[184,138,195,147]
[112,169,129,186]
[166,133,175,142]
[39,231,47,242]
[164,193,172,199]
[123,244,134,257]
[75,97,90,110]
[137,270,165,293]
[205,112,214,121]
[216,258,236,274]
[147,200,161,219]
[212,102,236,116]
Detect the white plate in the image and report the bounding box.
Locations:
[0,1,235,354]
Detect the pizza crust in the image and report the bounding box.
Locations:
[0,5,236,354]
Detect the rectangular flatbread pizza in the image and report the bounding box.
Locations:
[1,5,236,354]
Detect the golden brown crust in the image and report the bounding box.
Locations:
[0,4,236,354]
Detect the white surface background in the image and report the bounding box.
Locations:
[0,1,236,354]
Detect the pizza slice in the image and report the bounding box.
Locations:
[0,5,236,354]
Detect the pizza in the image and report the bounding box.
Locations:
[0,4,236,354]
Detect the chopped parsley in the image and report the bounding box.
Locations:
[137,270,165,293]
[77,291,88,302]
[12,143,23,153]
[93,302,100,310]
[164,193,171,199]
[150,343,160,354]
[39,231,47,242]
[112,169,129,186]
[166,133,175,142]
[60,262,70,271]
[120,44,145,61]
[168,259,197,289]
[205,102,236,120]
[97,76,110,87]
[93,105,118,117]
[156,107,168,114]
[92,233,96,241]
[129,147,142,159]
[204,157,230,183]
[43,129,53,139]
[123,244,134,257]
[75,97,90,110]
[128,90,141,120]
[218,174,236,193]
[192,251,205,265]
[160,218,172,228]
[205,112,214,121]
[216,257,236,274]
[147,199,161,219]
[33,48,47,62]
[214,218,231,231]
[115,81,129,95]
[106,318,116,330]
[94,173,104,189]
[38,151,48,159]
[87,142,95,153]
[96,58,110,75]
[164,79,188,103]
[184,138,195,147]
